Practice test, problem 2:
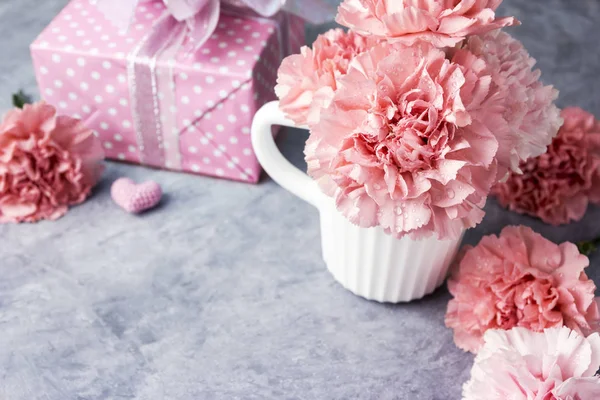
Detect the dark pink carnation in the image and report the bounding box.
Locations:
[0,102,104,223]
[492,107,600,225]
[336,0,517,48]
[446,225,600,353]
[276,28,371,126]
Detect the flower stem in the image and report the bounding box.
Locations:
[577,237,600,256]
[11,90,32,109]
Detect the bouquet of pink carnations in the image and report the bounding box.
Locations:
[275,0,562,240]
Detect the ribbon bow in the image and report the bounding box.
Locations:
[97,0,334,51]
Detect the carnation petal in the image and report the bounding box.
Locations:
[437,15,477,35]
[553,376,600,399]
[381,6,439,36]
[0,199,37,219]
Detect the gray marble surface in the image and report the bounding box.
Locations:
[1,1,600,399]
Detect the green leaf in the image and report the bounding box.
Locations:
[577,241,596,256]
[12,90,32,109]
[577,237,600,256]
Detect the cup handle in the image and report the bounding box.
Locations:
[251,101,323,209]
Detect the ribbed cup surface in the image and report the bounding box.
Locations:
[319,202,463,303]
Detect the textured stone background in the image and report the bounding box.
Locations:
[1,1,599,399]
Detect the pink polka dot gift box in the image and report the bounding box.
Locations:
[30,0,305,183]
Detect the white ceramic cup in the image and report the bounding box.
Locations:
[251,101,464,302]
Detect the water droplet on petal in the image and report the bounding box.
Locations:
[374,183,381,190]
[447,189,455,199]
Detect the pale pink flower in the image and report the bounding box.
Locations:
[463,327,600,400]
[275,29,371,126]
[0,102,104,223]
[336,0,517,48]
[492,107,600,225]
[463,30,562,176]
[305,42,502,239]
[446,225,600,353]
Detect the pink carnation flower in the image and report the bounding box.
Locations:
[492,107,600,225]
[446,225,600,353]
[463,30,562,176]
[463,327,600,399]
[0,102,104,223]
[336,0,517,48]
[275,29,371,126]
[306,42,505,239]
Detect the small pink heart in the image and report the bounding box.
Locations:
[111,178,163,213]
